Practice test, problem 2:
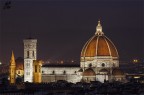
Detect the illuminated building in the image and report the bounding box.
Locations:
[42,65,81,83]
[42,20,125,83]
[9,20,125,83]
[80,20,125,82]
[15,57,24,78]
[9,51,16,84]
[33,60,43,83]
[23,38,37,82]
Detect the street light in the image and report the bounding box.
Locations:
[0,61,2,65]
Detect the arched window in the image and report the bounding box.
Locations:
[42,71,44,74]
[35,65,37,72]
[52,71,55,74]
[63,70,66,74]
[27,51,29,58]
[33,51,35,57]
[89,63,92,67]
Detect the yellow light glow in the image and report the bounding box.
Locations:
[133,59,138,63]
[134,76,140,79]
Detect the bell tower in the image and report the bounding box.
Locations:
[23,38,37,82]
[9,51,16,84]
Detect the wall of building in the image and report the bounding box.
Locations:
[42,67,82,83]
[42,67,80,75]
[42,74,82,83]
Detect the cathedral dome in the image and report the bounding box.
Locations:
[81,21,118,58]
[83,68,96,76]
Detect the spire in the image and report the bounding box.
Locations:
[10,51,16,65]
[95,20,104,35]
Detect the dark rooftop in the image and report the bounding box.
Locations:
[42,64,80,67]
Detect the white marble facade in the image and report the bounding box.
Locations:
[42,67,82,83]
[22,21,125,83]
[23,39,37,82]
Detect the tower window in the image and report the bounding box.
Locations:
[33,51,34,57]
[35,65,37,72]
[39,66,41,72]
[27,51,29,58]
[26,63,30,67]
[26,72,30,75]
[18,71,20,74]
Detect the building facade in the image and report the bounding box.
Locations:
[80,20,122,83]
[42,66,82,83]
[9,51,16,84]
[23,38,37,82]
[9,20,125,83]
[41,20,125,83]
[33,60,43,83]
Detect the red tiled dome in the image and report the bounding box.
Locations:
[81,35,118,57]
[81,21,118,58]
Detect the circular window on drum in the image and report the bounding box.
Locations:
[101,63,105,67]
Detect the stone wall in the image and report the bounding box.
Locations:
[42,67,82,83]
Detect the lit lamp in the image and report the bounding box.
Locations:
[0,61,2,65]
[133,59,138,63]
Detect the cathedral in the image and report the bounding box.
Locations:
[9,20,125,84]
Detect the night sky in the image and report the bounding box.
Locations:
[0,0,143,64]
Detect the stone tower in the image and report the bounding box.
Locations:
[33,60,43,83]
[9,51,16,84]
[23,38,37,82]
